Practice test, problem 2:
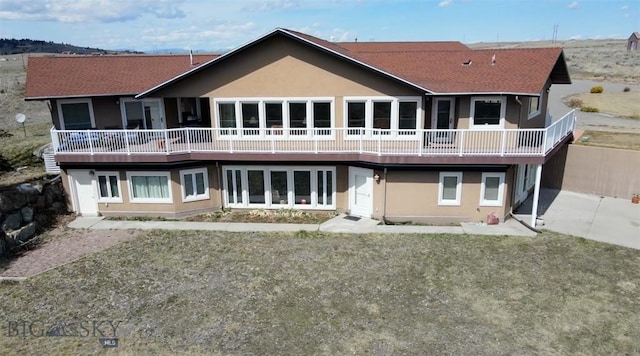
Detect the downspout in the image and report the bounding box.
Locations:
[382,168,388,224]
[216,162,223,210]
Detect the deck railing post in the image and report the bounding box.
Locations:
[163,130,169,154]
[418,130,424,157]
[500,130,506,156]
[88,131,94,155]
[458,130,465,156]
[186,128,191,153]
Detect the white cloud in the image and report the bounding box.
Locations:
[141,22,257,49]
[567,1,579,9]
[254,0,300,12]
[0,0,186,23]
[568,35,583,40]
[439,0,453,7]
[621,5,629,10]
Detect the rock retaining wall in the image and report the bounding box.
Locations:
[0,177,67,256]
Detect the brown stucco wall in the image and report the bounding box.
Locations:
[543,144,640,198]
[92,96,122,129]
[164,98,180,128]
[374,169,510,224]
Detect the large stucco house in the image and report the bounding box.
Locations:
[25,28,574,226]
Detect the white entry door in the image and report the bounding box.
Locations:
[68,169,98,216]
[349,167,373,217]
[431,97,455,143]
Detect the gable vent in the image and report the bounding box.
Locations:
[462,60,472,66]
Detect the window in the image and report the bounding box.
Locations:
[438,172,462,206]
[127,172,172,203]
[96,172,122,203]
[373,101,392,131]
[313,102,331,129]
[218,103,237,129]
[344,97,421,137]
[214,98,334,137]
[265,102,283,129]
[347,101,366,131]
[180,168,209,202]
[223,166,335,209]
[57,99,95,130]
[470,97,505,128]
[480,173,505,206]
[398,101,418,130]
[528,93,542,119]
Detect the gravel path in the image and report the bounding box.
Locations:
[0,228,140,279]
[548,79,640,132]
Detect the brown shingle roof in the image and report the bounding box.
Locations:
[284,29,569,94]
[25,54,218,100]
[336,41,470,52]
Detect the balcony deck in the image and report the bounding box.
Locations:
[51,110,576,166]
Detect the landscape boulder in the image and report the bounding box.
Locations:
[0,190,27,212]
[21,206,34,223]
[6,222,36,245]
[1,211,22,232]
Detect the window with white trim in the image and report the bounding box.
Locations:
[214,98,334,136]
[438,172,462,206]
[96,172,122,203]
[126,172,172,203]
[344,96,421,137]
[470,97,505,129]
[528,93,542,119]
[57,98,95,130]
[223,166,335,209]
[480,172,505,206]
[180,168,209,202]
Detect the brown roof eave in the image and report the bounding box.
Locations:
[25,92,139,101]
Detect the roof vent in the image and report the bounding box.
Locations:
[492,53,496,65]
[462,60,472,66]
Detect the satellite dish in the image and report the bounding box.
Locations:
[15,113,26,123]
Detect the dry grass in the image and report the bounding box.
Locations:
[565,92,640,118]
[0,230,638,354]
[575,130,640,151]
[186,209,336,224]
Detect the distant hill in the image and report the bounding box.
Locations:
[0,38,142,55]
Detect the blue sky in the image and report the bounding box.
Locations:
[0,0,638,52]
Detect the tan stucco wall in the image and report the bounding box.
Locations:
[95,165,221,217]
[153,35,424,129]
[374,169,509,223]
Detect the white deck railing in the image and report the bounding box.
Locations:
[51,110,576,158]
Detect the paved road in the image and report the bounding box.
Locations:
[548,79,640,132]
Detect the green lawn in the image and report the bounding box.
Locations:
[1,230,638,354]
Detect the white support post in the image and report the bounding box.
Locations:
[530,163,543,227]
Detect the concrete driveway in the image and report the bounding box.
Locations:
[548,79,640,132]
[516,189,640,250]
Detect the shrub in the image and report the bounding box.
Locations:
[581,106,599,112]
[590,85,604,94]
[623,87,631,92]
[568,97,583,108]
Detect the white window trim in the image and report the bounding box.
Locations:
[469,96,506,129]
[527,92,542,119]
[344,96,421,139]
[480,172,505,207]
[431,97,455,130]
[56,98,96,130]
[438,172,463,206]
[126,171,173,204]
[179,168,210,203]
[222,165,336,210]
[95,171,123,203]
[213,97,335,139]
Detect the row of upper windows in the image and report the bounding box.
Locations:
[55,94,544,131]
